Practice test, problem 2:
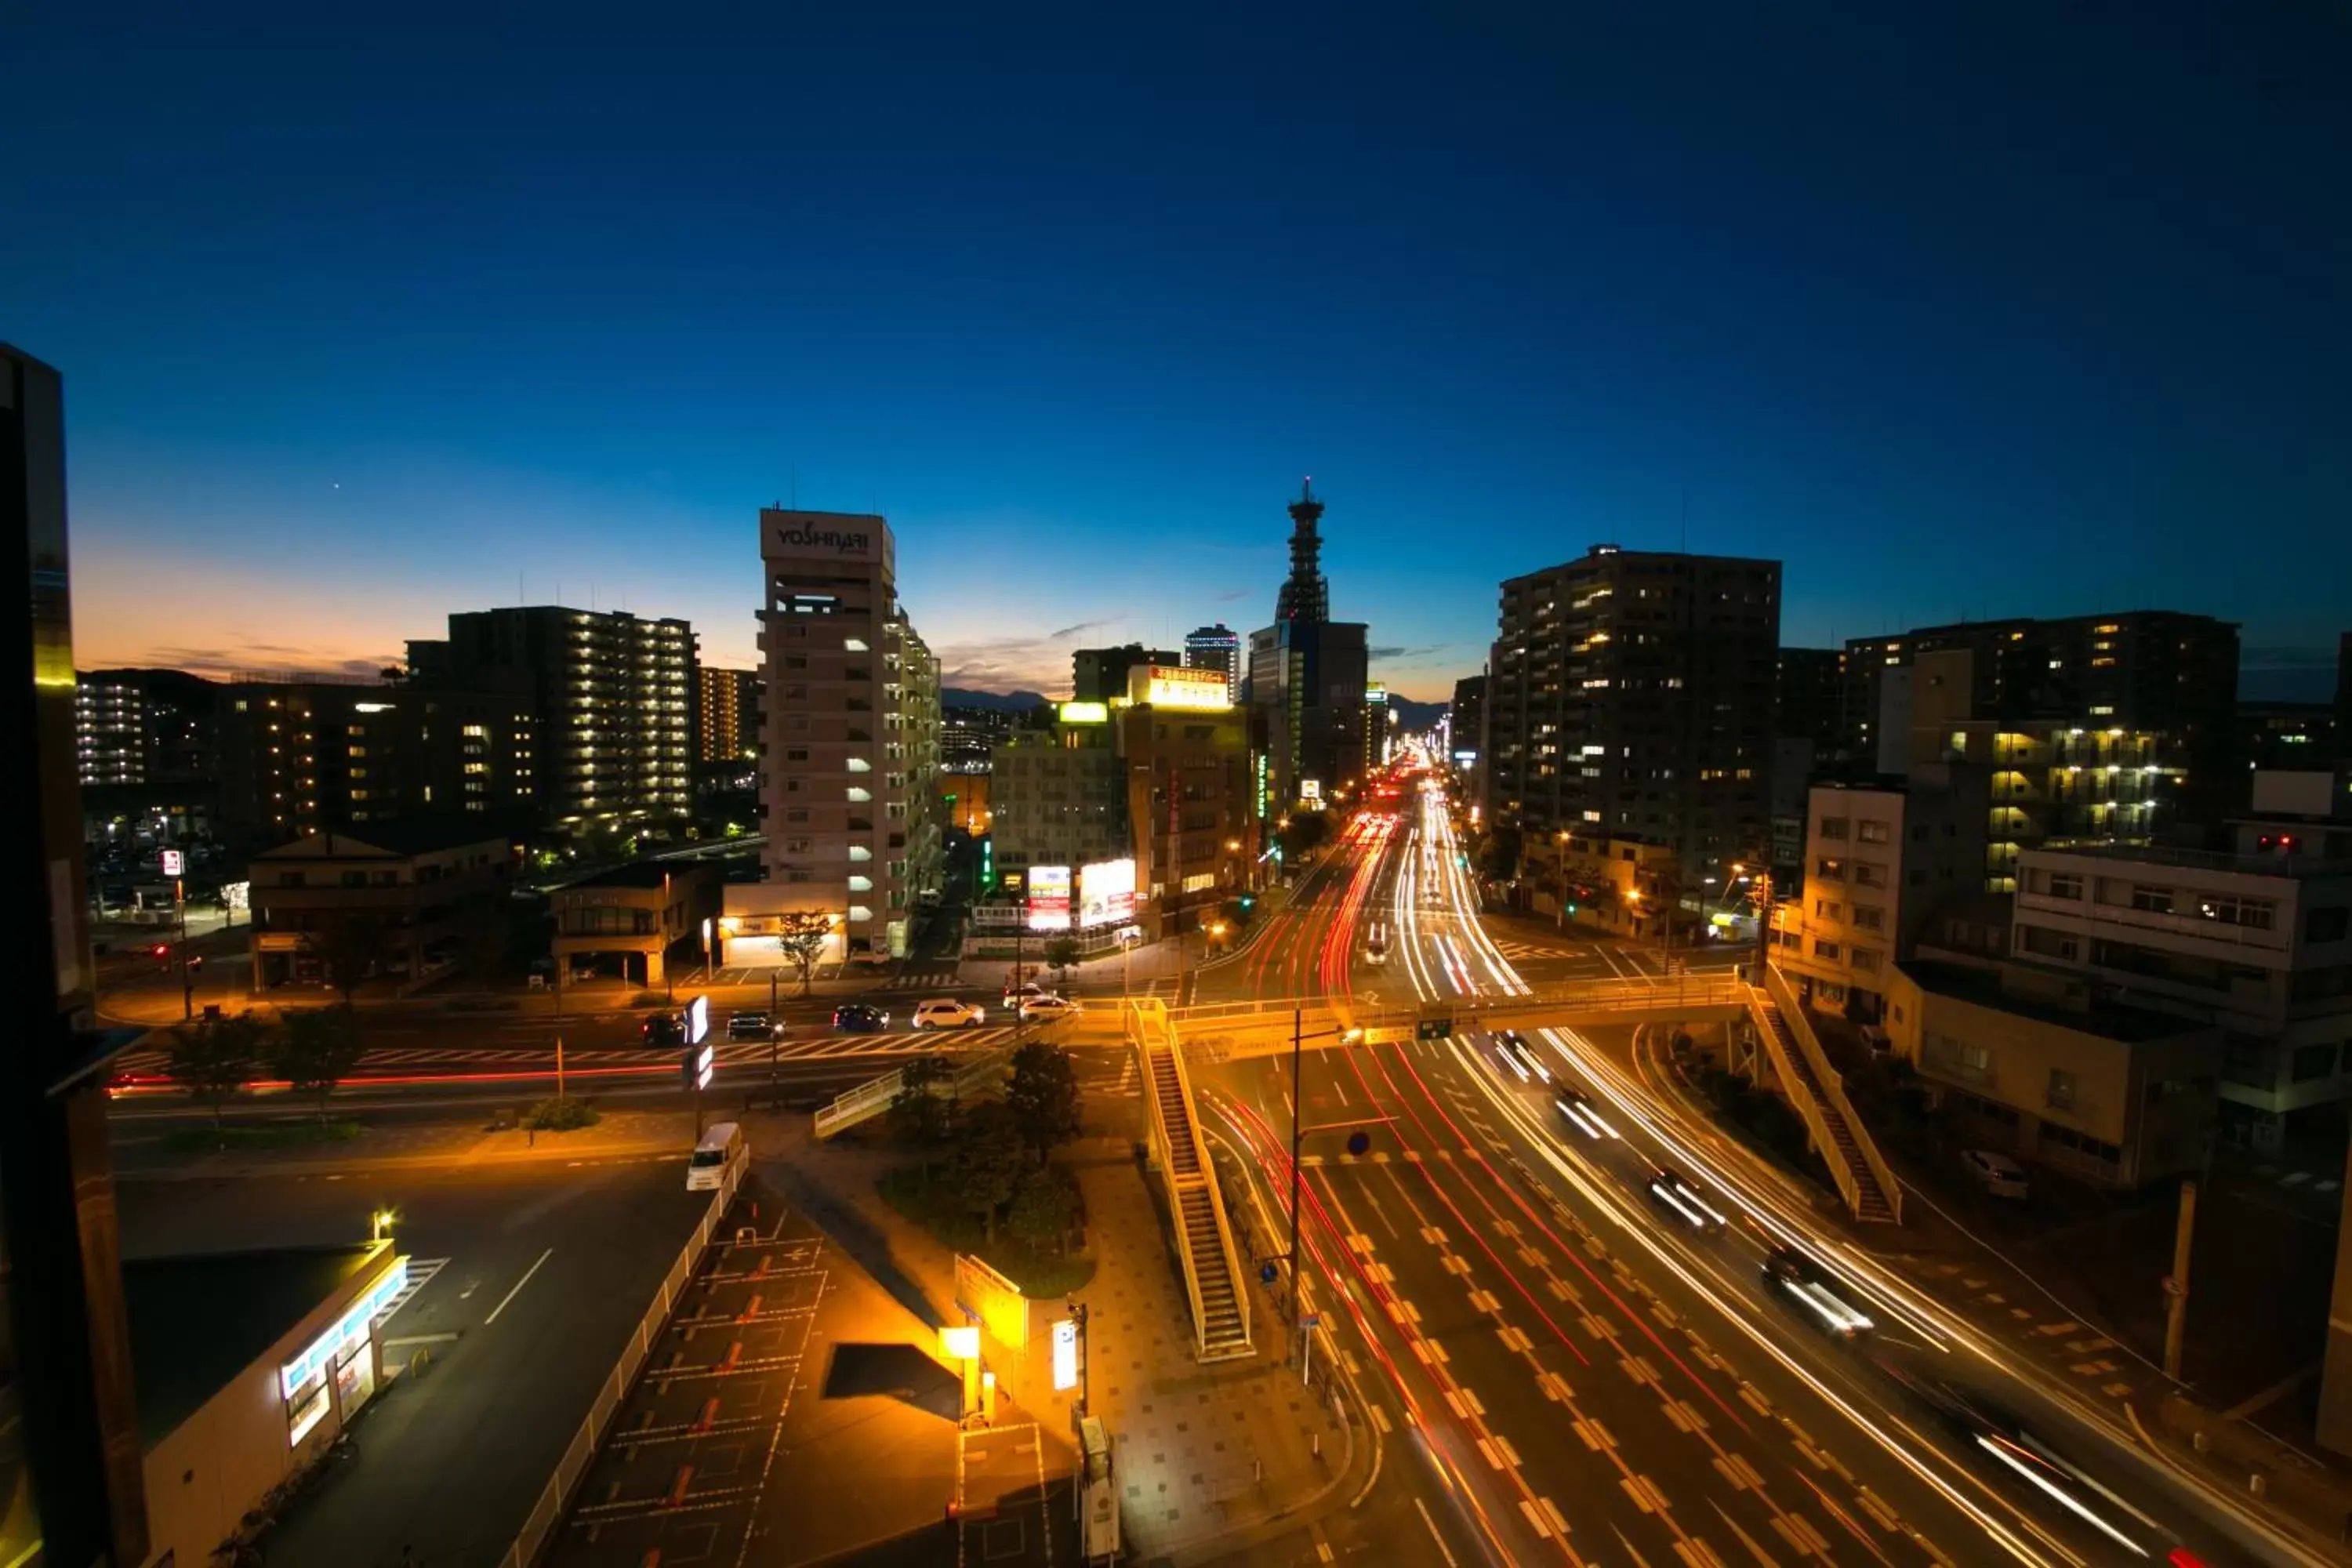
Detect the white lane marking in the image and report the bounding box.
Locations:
[484,1247,554,1326]
[1414,1497,1461,1567]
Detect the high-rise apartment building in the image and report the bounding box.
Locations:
[1249,482,1370,808]
[3,343,151,1566]
[696,665,762,763]
[74,667,220,787]
[1775,648,1846,757]
[1485,545,1781,881]
[1184,622,1243,704]
[407,607,695,829]
[1843,611,2239,818]
[737,509,937,961]
[1073,643,1181,704]
[217,680,539,840]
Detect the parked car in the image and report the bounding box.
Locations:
[1960,1147,2031,1200]
[1019,995,1083,1024]
[727,1011,775,1041]
[831,1004,891,1033]
[1761,1247,1874,1341]
[1003,980,1048,1005]
[913,997,986,1029]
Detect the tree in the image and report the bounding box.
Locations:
[1278,811,1332,861]
[1005,1040,1082,1163]
[890,1055,956,1151]
[270,1007,366,1125]
[949,1102,1026,1243]
[307,913,391,1005]
[774,911,833,998]
[1005,1167,1076,1254]
[1473,826,1522,884]
[165,1011,265,1127]
[1041,936,1081,985]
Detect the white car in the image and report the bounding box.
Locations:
[913,998,987,1029]
[1019,995,1083,1024]
[1961,1147,2031,1200]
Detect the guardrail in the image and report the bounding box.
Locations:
[501,1155,741,1566]
[813,1044,1018,1139]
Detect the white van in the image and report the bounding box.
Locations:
[687,1121,748,1192]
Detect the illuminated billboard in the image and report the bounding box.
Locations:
[1026,865,1073,930]
[1076,858,1137,928]
[1127,664,1232,711]
[1058,701,1109,724]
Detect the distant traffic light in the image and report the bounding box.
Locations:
[1240,895,1255,910]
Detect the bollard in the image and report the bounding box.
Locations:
[1312,1432,1322,1461]
[2251,1474,2268,1498]
[2193,1430,2209,1454]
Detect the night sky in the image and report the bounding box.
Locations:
[5,4,2346,702]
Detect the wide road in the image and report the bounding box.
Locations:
[1193,773,2308,1567]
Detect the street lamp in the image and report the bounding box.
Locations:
[1286,1011,1365,1334]
[370,1208,397,1243]
[1554,830,1572,931]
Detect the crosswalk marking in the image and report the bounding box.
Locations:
[376,1258,448,1327]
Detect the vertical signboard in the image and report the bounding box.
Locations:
[1025,866,1072,931]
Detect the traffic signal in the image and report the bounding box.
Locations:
[1240,895,1255,910]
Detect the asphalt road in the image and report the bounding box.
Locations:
[1183,778,2308,1568]
[122,1151,717,1568]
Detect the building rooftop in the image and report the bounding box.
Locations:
[254,819,516,859]
[125,1243,387,1448]
[557,858,717,891]
[1904,960,2210,1044]
[2024,840,2350,881]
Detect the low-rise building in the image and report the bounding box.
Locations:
[1527,830,1677,940]
[130,1242,405,1568]
[2008,838,2352,1148]
[247,824,514,993]
[1768,766,1988,1022]
[1886,959,2219,1188]
[1120,666,1257,940]
[989,709,1127,893]
[550,860,721,988]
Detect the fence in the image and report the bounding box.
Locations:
[498,1156,743,1567]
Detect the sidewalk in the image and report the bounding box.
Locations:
[761,1116,1355,1564]
[109,1105,695,1180]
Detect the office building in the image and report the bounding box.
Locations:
[2003,833,2352,1151]
[1484,544,1780,883]
[990,707,1127,891]
[1843,611,2238,820]
[216,679,539,842]
[247,823,516,992]
[696,665,762,763]
[550,859,722,988]
[2240,699,2336,779]
[2,343,150,1566]
[1185,622,1243,705]
[1766,766,1991,1022]
[734,508,936,963]
[1073,643,1181,704]
[1248,482,1371,809]
[1120,664,1258,938]
[407,606,696,829]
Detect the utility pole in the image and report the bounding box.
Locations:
[1290,1007,1304,1330]
[176,874,192,1019]
[2163,1178,2198,1381]
[555,1036,566,1102]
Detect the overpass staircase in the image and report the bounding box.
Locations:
[1747,967,1900,1225]
[1129,1000,1254,1362]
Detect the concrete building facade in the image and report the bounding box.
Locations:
[407,607,695,829]
[1485,545,1780,884]
[246,824,514,993]
[550,860,722,988]
[1120,666,1257,939]
[741,509,937,963]
[695,665,761,763]
[1184,622,1243,705]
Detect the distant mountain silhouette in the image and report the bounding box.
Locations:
[1390,696,1444,731]
[942,688,1054,713]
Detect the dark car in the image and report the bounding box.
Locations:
[832,1004,891,1033]
[728,1011,775,1041]
[1644,1167,1728,1232]
[1761,1247,1872,1340]
[642,1011,687,1045]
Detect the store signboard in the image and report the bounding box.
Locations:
[1026,866,1072,930]
[1076,859,1136,928]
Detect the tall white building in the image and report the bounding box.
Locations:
[728,509,938,964]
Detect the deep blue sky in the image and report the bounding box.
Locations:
[5,2,2347,701]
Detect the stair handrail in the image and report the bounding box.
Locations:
[1744,983,1864,1221]
[1165,1018,1251,1355]
[1762,965,1902,1224]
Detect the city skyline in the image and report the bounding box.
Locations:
[11,7,2348,703]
